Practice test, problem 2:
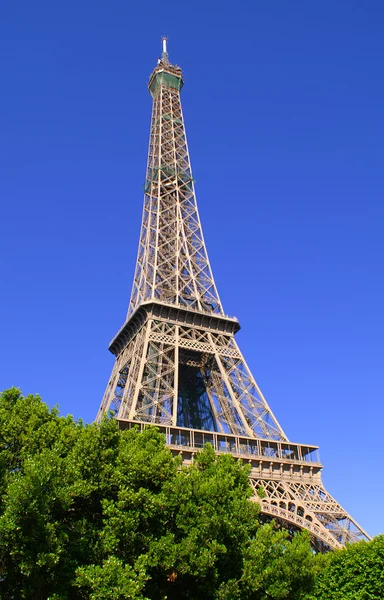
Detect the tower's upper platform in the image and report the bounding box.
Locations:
[148,37,184,97]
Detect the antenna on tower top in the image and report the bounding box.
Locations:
[161,35,169,64]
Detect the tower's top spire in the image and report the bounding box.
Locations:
[161,36,169,64]
[148,36,183,97]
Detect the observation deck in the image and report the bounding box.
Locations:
[118,419,322,480]
[108,300,240,357]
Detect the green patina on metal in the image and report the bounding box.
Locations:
[149,71,183,97]
[153,114,183,128]
[144,165,194,193]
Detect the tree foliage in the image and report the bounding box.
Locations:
[0,388,381,599]
[305,535,384,600]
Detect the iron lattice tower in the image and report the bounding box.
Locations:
[97,39,369,551]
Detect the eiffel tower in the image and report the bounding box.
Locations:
[97,38,370,551]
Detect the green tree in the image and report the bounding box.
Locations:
[305,535,384,600]
[0,388,315,599]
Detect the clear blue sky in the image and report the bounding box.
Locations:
[1,1,383,538]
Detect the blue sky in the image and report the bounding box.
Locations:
[1,1,383,538]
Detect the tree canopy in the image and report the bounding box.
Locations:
[306,534,384,600]
[0,388,382,599]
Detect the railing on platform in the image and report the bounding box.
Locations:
[118,419,321,465]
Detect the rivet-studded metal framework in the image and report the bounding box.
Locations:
[97,40,370,551]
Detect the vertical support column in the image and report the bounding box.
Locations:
[231,339,287,440]
[151,87,163,302]
[206,333,254,437]
[96,358,121,421]
[118,328,145,419]
[128,320,152,420]
[172,325,179,425]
